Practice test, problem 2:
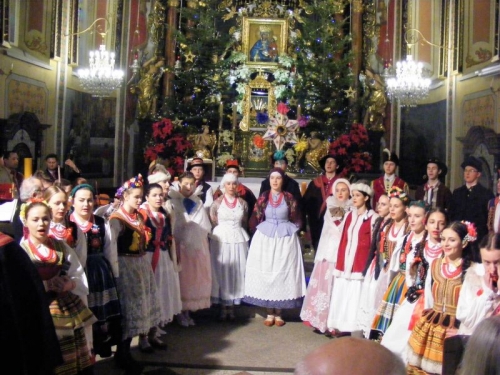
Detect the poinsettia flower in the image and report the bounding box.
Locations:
[144,147,158,162]
[277,102,289,115]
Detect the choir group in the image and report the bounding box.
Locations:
[7,147,500,375]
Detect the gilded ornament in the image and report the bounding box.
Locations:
[185,50,196,62]
[187,0,198,8]
[167,0,180,7]
[344,86,356,98]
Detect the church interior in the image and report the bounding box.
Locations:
[2,1,500,374]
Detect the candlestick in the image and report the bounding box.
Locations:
[218,101,223,130]
[301,181,307,196]
[297,104,302,118]
[24,158,32,178]
[58,165,61,183]
[232,102,237,129]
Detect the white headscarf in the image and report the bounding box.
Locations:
[219,173,238,193]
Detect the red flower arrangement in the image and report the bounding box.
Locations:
[253,134,265,149]
[329,123,372,176]
[144,118,192,176]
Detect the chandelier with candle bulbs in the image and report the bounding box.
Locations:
[385,55,431,107]
[70,18,124,97]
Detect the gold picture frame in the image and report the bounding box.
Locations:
[239,72,277,132]
[242,17,288,69]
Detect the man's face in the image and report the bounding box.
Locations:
[46,157,58,170]
[383,161,396,175]
[427,163,440,180]
[464,166,480,185]
[191,166,204,181]
[324,158,338,174]
[4,153,18,169]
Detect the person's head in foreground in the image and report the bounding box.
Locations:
[459,315,500,375]
[294,337,406,375]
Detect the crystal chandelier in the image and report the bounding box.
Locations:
[77,45,124,97]
[385,56,431,107]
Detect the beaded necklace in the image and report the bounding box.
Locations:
[28,237,58,263]
[223,194,238,209]
[268,192,284,208]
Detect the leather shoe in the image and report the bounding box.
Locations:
[275,317,286,327]
[264,315,275,327]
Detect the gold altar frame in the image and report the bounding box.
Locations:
[239,72,277,132]
[242,17,288,69]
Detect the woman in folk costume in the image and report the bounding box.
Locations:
[382,208,446,361]
[106,175,161,366]
[326,181,379,335]
[407,221,476,374]
[244,167,306,327]
[209,173,249,321]
[372,201,429,338]
[301,178,352,333]
[165,171,212,326]
[67,184,121,359]
[20,199,96,375]
[456,232,500,335]
[357,193,391,337]
[369,187,410,339]
[45,186,74,245]
[487,173,500,233]
[139,183,181,348]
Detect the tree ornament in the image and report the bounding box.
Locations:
[185,50,196,63]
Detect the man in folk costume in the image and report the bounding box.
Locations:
[302,154,343,251]
[371,148,409,208]
[415,157,452,211]
[449,155,494,249]
[186,157,214,209]
[213,159,256,220]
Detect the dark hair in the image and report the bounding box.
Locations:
[24,201,52,223]
[426,207,448,224]
[445,221,475,281]
[179,171,195,182]
[45,153,58,161]
[54,178,72,189]
[2,150,16,159]
[145,183,163,197]
[479,233,500,252]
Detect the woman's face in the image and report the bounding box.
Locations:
[48,192,67,222]
[224,181,238,196]
[481,248,500,279]
[441,228,464,261]
[157,180,170,196]
[426,211,446,243]
[270,174,283,191]
[408,206,426,234]
[376,195,390,217]
[351,190,367,209]
[146,187,164,210]
[73,189,94,218]
[123,188,143,210]
[26,205,50,244]
[389,197,406,221]
[180,178,196,197]
[335,182,350,202]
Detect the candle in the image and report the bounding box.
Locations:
[232,102,237,129]
[297,104,302,119]
[301,181,307,196]
[218,101,223,130]
[58,165,61,183]
[24,158,32,178]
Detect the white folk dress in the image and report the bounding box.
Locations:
[300,194,352,332]
[209,196,249,306]
[166,185,212,311]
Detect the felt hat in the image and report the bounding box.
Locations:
[426,157,448,178]
[461,156,483,173]
[186,157,208,173]
[382,148,399,166]
[319,154,343,172]
[225,159,241,171]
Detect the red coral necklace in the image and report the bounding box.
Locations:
[223,194,238,209]
[268,192,284,208]
[28,237,57,263]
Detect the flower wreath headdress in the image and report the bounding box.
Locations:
[116,174,144,199]
[460,221,477,245]
[388,187,410,205]
[19,197,50,226]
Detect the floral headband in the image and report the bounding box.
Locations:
[461,221,477,244]
[388,187,410,205]
[19,198,50,226]
[116,174,144,198]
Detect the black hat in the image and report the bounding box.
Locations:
[319,154,343,172]
[186,157,208,173]
[382,148,399,166]
[426,158,448,178]
[461,156,483,173]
